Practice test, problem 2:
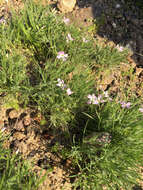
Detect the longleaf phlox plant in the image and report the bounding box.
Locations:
[0,1,142,189]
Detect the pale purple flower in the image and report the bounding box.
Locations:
[66,33,74,43]
[87,94,99,105]
[0,17,6,24]
[125,102,131,108]
[66,88,73,96]
[139,108,143,113]
[63,17,70,25]
[116,45,124,52]
[120,101,131,108]
[56,78,66,90]
[57,51,68,61]
[82,37,89,43]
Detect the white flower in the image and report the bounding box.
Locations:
[116,4,121,8]
[63,17,70,25]
[139,108,143,113]
[103,91,109,98]
[57,51,68,61]
[66,33,74,43]
[112,22,116,28]
[116,45,124,52]
[56,78,67,90]
[16,149,19,154]
[66,88,73,95]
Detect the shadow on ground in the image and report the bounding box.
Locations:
[133,185,143,190]
[77,0,143,67]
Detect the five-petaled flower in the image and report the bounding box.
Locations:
[56,78,67,90]
[57,51,68,61]
[66,88,73,96]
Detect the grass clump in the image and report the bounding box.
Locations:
[70,96,143,189]
[0,0,98,127]
[0,1,143,189]
[0,0,127,127]
[0,133,40,190]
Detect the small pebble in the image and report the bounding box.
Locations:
[9,110,19,119]
[23,116,31,126]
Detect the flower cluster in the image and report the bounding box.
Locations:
[56,77,143,115]
[87,91,112,105]
[96,132,112,145]
[56,78,73,96]
[56,78,66,90]
[57,51,68,61]
[87,94,99,105]
[87,92,134,110]
[119,101,131,108]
